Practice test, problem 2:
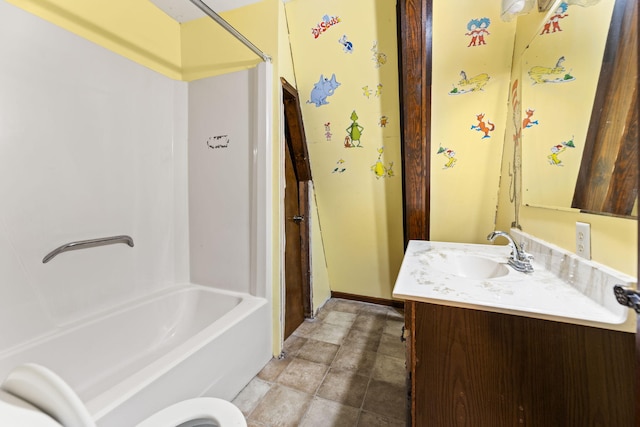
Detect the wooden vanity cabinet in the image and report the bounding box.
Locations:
[404,300,635,426]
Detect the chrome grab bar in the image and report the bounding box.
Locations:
[42,235,134,264]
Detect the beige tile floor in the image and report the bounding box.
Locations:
[232,298,407,427]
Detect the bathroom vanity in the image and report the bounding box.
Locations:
[393,232,636,426]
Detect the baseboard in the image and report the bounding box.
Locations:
[330,291,405,309]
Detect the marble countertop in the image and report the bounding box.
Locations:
[392,238,636,332]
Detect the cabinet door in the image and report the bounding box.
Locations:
[412,302,634,426]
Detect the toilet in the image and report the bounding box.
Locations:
[0,363,247,427]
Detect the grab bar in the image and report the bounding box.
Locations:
[42,235,134,263]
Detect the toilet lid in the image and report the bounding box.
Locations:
[1,363,96,427]
[0,390,62,427]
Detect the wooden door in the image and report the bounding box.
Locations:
[281,78,313,340]
[284,141,305,339]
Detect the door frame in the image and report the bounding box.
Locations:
[281,77,313,334]
[398,0,433,245]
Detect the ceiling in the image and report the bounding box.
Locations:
[148,0,263,22]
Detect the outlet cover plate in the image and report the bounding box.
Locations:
[576,222,591,260]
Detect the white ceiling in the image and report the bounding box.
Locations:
[148,0,263,23]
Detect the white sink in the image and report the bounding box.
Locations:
[431,253,509,279]
[393,230,637,332]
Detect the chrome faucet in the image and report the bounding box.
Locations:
[487,231,534,273]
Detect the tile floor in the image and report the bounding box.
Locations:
[232,298,407,427]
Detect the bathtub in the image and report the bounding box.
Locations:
[0,283,271,426]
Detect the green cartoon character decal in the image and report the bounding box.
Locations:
[345,110,364,147]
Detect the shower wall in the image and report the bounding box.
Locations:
[0,1,265,351]
[188,70,254,294]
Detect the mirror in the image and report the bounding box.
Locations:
[519,0,637,217]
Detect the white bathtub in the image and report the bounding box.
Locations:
[0,283,271,426]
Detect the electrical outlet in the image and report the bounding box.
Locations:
[576,222,591,260]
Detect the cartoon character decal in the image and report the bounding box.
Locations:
[332,159,346,173]
[345,110,364,147]
[528,57,575,84]
[466,17,491,47]
[547,137,575,166]
[541,2,569,34]
[449,70,490,95]
[362,84,383,99]
[522,109,539,129]
[371,147,394,179]
[307,74,341,107]
[379,115,389,127]
[371,41,387,68]
[324,122,332,141]
[338,35,353,53]
[471,113,495,139]
[437,145,458,169]
[312,15,341,39]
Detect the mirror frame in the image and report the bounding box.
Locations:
[571,0,638,217]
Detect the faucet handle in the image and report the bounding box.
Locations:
[518,240,534,261]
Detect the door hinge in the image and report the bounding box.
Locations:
[292,215,304,223]
[613,285,640,313]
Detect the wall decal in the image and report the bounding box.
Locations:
[345,110,364,147]
[528,57,575,84]
[332,158,346,173]
[541,2,569,35]
[362,83,383,99]
[371,147,394,179]
[338,35,354,53]
[206,135,229,149]
[548,136,575,166]
[465,17,491,47]
[307,74,341,107]
[470,113,495,139]
[371,41,387,68]
[324,122,332,141]
[311,15,341,39]
[522,108,539,129]
[449,71,490,95]
[437,145,458,169]
[379,115,389,127]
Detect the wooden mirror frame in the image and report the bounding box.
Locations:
[571,0,638,217]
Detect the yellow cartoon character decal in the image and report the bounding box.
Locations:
[371,147,394,179]
[547,137,575,166]
[528,56,575,84]
[371,41,387,68]
[449,70,490,95]
[437,145,457,169]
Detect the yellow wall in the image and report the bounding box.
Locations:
[309,183,332,312]
[285,0,405,300]
[430,1,516,244]
[496,1,637,277]
[278,1,296,86]
[7,0,182,79]
[180,2,276,81]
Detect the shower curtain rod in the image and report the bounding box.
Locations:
[188,0,272,63]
